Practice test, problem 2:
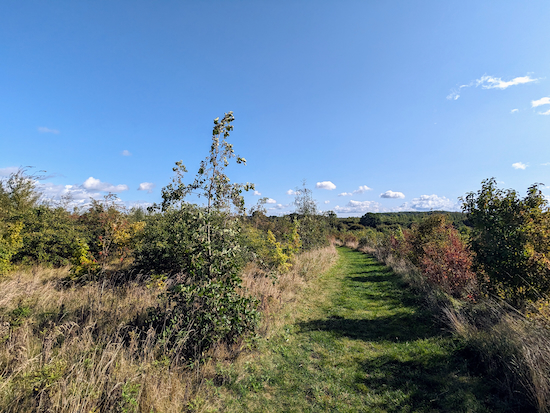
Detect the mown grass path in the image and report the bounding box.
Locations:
[216,247,506,412]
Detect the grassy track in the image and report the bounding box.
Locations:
[211,247,510,412]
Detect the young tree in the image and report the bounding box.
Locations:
[291,182,328,251]
[140,112,258,362]
[155,111,254,280]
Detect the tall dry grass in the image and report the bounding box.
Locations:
[0,245,339,412]
[0,266,212,412]
[240,245,339,337]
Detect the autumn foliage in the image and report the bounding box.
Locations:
[392,214,476,298]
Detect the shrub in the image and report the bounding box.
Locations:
[14,205,82,266]
[462,178,550,305]
[151,280,258,362]
[393,214,476,298]
[0,221,23,274]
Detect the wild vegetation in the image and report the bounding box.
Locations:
[0,113,335,412]
[348,179,550,412]
[2,114,550,411]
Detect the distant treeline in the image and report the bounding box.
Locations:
[325,211,469,233]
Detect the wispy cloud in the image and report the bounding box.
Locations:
[511,109,519,114]
[512,162,527,170]
[446,84,472,100]
[83,177,129,192]
[324,200,330,204]
[447,74,539,100]
[253,190,262,196]
[316,181,336,190]
[121,150,132,156]
[287,189,297,196]
[266,198,276,204]
[38,127,59,134]
[539,109,550,116]
[338,192,353,197]
[138,182,155,193]
[477,75,538,90]
[380,190,405,199]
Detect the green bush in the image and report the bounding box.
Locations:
[462,178,550,305]
[15,205,82,266]
[0,221,23,274]
[150,280,258,362]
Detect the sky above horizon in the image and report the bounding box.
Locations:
[2,1,550,216]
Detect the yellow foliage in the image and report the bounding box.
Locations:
[0,221,23,274]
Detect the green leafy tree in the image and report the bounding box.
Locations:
[292,183,328,251]
[360,212,381,229]
[0,169,41,272]
[462,178,550,304]
[140,112,258,362]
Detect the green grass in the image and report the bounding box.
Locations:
[208,247,516,412]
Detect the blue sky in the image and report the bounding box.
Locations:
[1,1,550,216]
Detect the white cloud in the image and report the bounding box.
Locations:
[476,75,538,90]
[287,189,297,195]
[532,97,550,108]
[316,181,336,190]
[253,190,262,196]
[334,200,385,215]
[400,195,458,212]
[138,182,155,193]
[446,91,460,100]
[122,150,132,156]
[324,200,330,204]
[446,84,471,100]
[38,127,60,134]
[0,167,19,177]
[268,203,290,211]
[512,162,527,170]
[511,109,519,114]
[448,74,538,100]
[380,190,405,199]
[354,185,372,193]
[128,201,154,210]
[39,182,101,207]
[539,109,550,116]
[338,185,372,197]
[266,198,276,204]
[83,177,129,192]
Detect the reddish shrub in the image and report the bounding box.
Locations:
[394,215,477,299]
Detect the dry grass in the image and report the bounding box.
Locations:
[0,245,340,412]
[0,267,202,412]
[443,302,550,412]
[240,245,339,337]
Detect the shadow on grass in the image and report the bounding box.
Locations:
[358,351,526,413]
[298,248,530,412]
[298,314,435,342]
